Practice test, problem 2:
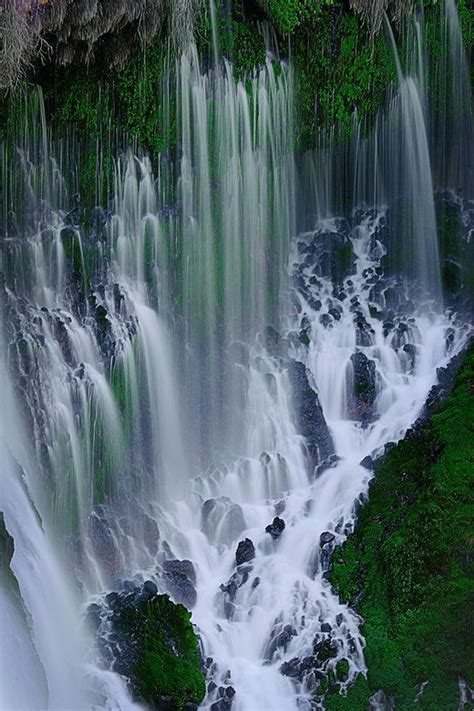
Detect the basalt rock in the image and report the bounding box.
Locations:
[93,585,205,710]
[349,351,377,426]
[265,516,286,540]
[235,538,255,566]
[287,360,335,469]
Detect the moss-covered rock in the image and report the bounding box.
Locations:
[328,343,474,709]
[97,584,206,710]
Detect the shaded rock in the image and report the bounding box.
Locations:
[287,360,334,468]
[94,587,205,709]
[349,351,377,426]
[265,516,286,540]
[235,538,255,566]
[360,455,374,470]
[320,531,336,546]
[314,639,338,662]
[280,658,300,678]
[162,559,197,609]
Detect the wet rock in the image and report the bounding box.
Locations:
[220,565,252,603]
[267,624,297,658]
[287,360,334,469]
[328,307,342,321]
[235,538,255,566]
[162,559,197,608]
[403,343,417,369]
[360,455,374,470]
[349,351,377,426]
[314,639,338,662]
[320,531,336,546]
[142,513,160,555]
[265,516,286,540]
[201,497,246,545]
[321,623,332,633]
[304,230,355,281]
[163,559,196,584]
[315,453,341,477]
[95,586,205,709]
[89,509,121,578]
[280,658,300,678]
[319,313,332,328]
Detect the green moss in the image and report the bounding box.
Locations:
[329,345,474,709]
[115,594,205,709]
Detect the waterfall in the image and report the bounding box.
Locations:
[0,1,472,709]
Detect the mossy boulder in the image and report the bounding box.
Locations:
[96,584,205,710]
[328,343,474,709]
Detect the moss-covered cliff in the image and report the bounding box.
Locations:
[328,344,474,709]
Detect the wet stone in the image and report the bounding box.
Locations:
[265,516,286,540]
[320,531,336,546]
[235,538,255,566]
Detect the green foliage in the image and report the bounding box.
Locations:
[115,594,206,709]
[329,345,474,709]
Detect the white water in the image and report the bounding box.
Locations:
[0,2,472,710]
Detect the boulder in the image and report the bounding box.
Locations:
[265,517,286,540]
[349,351,377,426]
[287,360,335,469]
[93,585,205,709]
[320,531,336,546]
[235,538,255,566]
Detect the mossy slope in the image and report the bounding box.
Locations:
[329,344,474,709]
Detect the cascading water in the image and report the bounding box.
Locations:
[0,1,472,710]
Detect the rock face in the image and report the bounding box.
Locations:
[92,584,205,710]
[287,360,335,469]
[349,351,377,426]
[235,538,255,566]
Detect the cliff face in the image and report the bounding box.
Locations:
[3,0,472,156]
[329,344,474,710]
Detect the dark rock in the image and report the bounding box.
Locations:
[142,513,160,555]
[163,559,196,584]
[287,360,334,468]
[349,351,377,426]
[320,531,336,546]
[403,343,417,369]
[235,538,255,566]
[280,658,300,678]
[267,624,297,658]
[321,623,332,633]
[162,559,197,608]
[96,586,205,709]
[265,516,286,540]
[220,565,252,603]
[142,580,158,598]
[359,455,374,470]
[314,639,338,662]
